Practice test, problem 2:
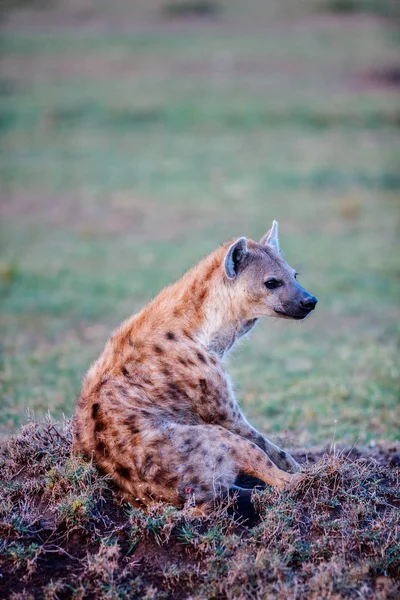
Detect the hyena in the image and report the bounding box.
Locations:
[73,221,317,513]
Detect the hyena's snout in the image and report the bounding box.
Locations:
[293,290,318,319]
[299,292,318,314]
[277,285,318,320]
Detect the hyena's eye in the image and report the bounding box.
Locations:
[265,278,282,289]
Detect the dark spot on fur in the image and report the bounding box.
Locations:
[178,357,187,366]
[124,416,140,435]
[189,281,197,297]
[279,450,287,460]
[96,441,109,457]
[199,378,208,395]
[255,435,267,453]
[122,366,129,377]
[173,308,181,317]
[198,288,207,302]
[216,454,224,464]
[141,376,152,386]
[138,408,153,419]
[94,419,105,434]
[128,338,134,348]
[91,403,99,419]
[166,331,176,340]
[168,382,191,402]
[116,465,131,479]
[203,266,215,283]
[117,385,129,397]
[143,453,154,472]
[213,396,223,408]
[197,352,206,364]
[192,440,202,452]
[154,345,164,355]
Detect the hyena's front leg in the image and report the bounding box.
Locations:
[218,408,301,474]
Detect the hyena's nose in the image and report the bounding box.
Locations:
[300,295,318,311]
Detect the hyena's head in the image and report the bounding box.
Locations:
[224,221,317,321]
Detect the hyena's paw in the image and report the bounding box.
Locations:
[282,451,301,473]
[288,459,301,474]
[276,470,295,488]
[287,472,305,491]
[273,448,301,473]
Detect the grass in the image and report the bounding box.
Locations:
[0,419,399,598]
[0,0,399,594]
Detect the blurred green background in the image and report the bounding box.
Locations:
[0,0,399,447]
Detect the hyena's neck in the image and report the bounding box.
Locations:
[152,245,256,357]
[206,319,258,357]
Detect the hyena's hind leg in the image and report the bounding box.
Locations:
[165,423,295,507]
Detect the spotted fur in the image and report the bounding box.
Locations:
[73,223,317,510]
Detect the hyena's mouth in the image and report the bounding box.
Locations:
[274,309,311,320]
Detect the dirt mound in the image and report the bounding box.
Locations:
[1,420,399,599]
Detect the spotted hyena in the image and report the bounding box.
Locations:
[73,221,317,512]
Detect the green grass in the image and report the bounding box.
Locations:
[0,0,399,449]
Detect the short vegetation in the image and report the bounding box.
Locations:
[0,419,399,598]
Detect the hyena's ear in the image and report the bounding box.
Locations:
[260,220,280,253]
[224,237,248,280]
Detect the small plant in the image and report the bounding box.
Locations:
[57,495,92,529]
[4,542,41,572]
